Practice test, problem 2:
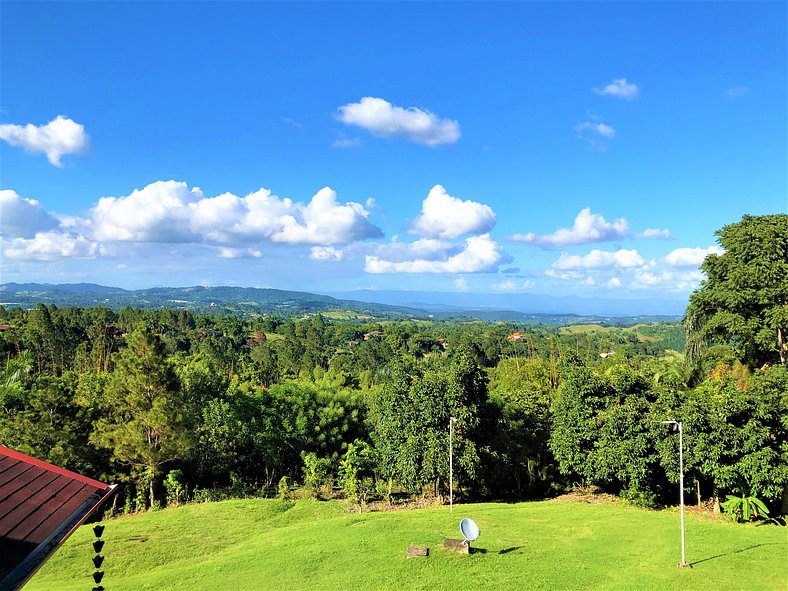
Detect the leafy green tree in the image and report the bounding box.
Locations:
[0,372,94,474]
[549,363,612,486]
[92,324,190,507]
[370,353,487,497]
[24,304,59,375]
[550,361,671,504]
[686,214,788,368]
[339,440,375,511]
[484,357,554,498]
[193,397,252,485]
[673,366,788,512]
[249,341,280,388]
[176,355,230,420]
[0,350,33,413]
[590,367,663,505]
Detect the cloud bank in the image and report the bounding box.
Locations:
[1,181,384,265]
[365,234,503,274]
[549,248,645,273]
[89,181,383,246]
[3,232,104,260]
[510,208,630,247]
[544,243,723,292]
[0,190,61,238]
[663,246,723,267]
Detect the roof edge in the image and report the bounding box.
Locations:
[0,445,108,489]
[1,484,117,591]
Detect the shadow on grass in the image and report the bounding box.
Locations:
[467,546,528,556]
[690,542,783,566]
[497,546,524,555]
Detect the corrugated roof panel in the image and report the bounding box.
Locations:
[0,446,115,591]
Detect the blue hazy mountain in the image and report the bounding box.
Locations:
[0,283,684,321]
[325,290,687,318]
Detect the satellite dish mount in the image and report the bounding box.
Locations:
[443,517,480,554]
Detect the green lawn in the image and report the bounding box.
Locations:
[27,498,787,591]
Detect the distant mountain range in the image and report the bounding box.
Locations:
[325,289,688,317]
[0,283,419,318]
[0,283,685,323]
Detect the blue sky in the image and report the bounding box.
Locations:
[1,1,786,301]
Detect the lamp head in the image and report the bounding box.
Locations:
[661,419,679,432]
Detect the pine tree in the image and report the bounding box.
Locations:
[92,323,189,507]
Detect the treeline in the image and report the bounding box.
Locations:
[0,304,785,516]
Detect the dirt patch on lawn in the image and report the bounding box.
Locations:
[364,497,444,512]
[551,487,620,505]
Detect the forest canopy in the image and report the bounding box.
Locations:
[0,215,786,517]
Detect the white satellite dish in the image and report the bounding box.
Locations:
[459,517,479,543]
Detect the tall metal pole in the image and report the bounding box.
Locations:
[449,417,457,513]
[678,421,687,567]
[663,419,689,568]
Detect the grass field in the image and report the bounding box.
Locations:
[27,498,787,591]
[558,323,660,342]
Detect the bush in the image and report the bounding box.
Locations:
[277,476,289,501]
[720,493,770,522]
[301,452,333,498]
[164,469,187,506]
[620,486,658,509]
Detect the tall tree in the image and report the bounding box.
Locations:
[92,324,190,507]
[370,352,486,497]
[685,214,788,368]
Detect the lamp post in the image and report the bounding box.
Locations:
[662,419,690,568]
[449,416,458,513]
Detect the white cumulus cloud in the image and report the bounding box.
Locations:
[510,208,630,247]
[0,190,60,237]
[366,238,452,262]
[410,185,496,239]
[549,248,646,272]
[310,246,345,261]
[91,181,203,242]
[271,187,382,245]
[594,78,639,100]
[216,247,262,259]
[663,246,723,267]
[639,228,673,239]
[365,234,503,274]
[88,181,383,246]
[582,122,615,138]
[3,232,103,260]
[337,97,460,146]
[0,115,89,167]
[574,112,616,149]
[632,270,674,288]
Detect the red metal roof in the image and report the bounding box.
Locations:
[0,445,115,591]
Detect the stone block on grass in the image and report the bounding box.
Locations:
[407,545,429,558]
[443,538,469,554]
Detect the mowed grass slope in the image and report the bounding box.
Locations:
[28,498,787,591]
